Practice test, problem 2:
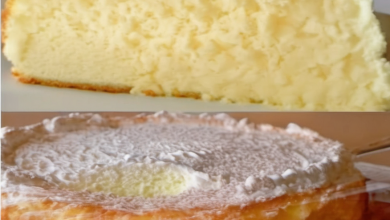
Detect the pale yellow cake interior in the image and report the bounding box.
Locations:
[3,0,390,110]
[60,163,192,198]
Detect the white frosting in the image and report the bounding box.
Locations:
[1,112,362,213]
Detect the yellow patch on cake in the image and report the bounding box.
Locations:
[62,163,192,198]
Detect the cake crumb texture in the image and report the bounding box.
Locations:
[2,0,390,111]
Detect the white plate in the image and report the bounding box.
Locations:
[374,0,390,15]
[1,55,275,112]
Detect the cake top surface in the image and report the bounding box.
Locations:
[1,112,361,213]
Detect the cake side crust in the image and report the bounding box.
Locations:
[1,0,15,44]
[12,71,132,94]
[12,71,203,99]
[1,180,367,220]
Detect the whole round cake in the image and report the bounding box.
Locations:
[1,112,367,219]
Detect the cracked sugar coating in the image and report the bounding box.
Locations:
[1,112,362,213]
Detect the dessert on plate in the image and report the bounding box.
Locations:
[1,112,367,219]
[2,0,390,111]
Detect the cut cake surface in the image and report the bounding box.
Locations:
[2,0,390,111]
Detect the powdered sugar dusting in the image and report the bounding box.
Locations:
[1,112,361,213]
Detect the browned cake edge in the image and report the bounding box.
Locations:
[12,71,202,99]
[12,71,133,94]
[1,0,14,44]
[1,180,368,220]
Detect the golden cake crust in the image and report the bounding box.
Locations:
[12,71,203,99]
[1,180,367,220]
[12,71,133,94]
[1,0,14,44]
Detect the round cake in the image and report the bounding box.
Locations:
[1,112,367,219]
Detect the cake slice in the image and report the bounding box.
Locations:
[2,0,390,111]
[2,112,367,219]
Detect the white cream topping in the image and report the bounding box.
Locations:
[1,112,362,213]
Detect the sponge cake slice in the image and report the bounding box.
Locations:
[2,0,390,111]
